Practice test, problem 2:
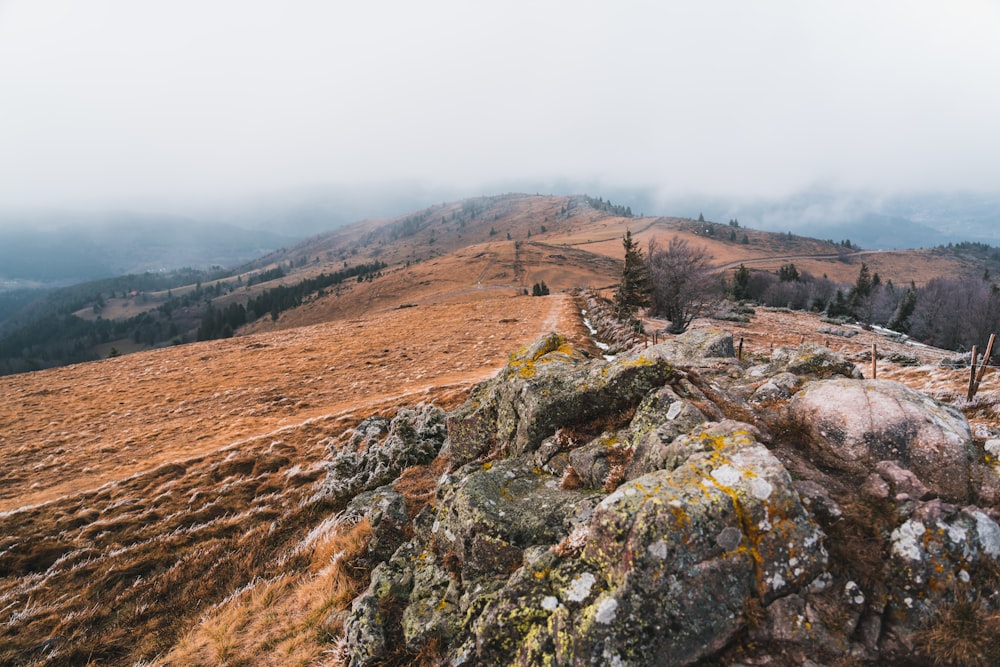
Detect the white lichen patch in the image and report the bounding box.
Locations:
[809,572,833,592]
[845,580,865,605]
[595,597,619,624]
[766,572,786,591]
[986,439,1000,457]
[564,572,596,603]
[942,520,967,545]
[973,511,1000,558]
[749,476,773,500]
[600,487,627,508]
[601,645,626,667]
[666,402,683,420]
[711,464,741,487]
[541,595,559,611]
[647,540,668,560]
[891,520,926,562]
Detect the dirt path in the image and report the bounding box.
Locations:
[712,249,892,272]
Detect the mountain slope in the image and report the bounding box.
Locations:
[2,193,997,377]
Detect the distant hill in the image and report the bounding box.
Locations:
[655,189,1000,249]
[0,214,298,284]
[1,193,998,375]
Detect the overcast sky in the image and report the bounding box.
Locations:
[2,0,999,216]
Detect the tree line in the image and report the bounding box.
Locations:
[613,230,1000,354]
[195,261,386,340]
[0,261,387,374]
[729,260,1000,351]
[584,195,634,218]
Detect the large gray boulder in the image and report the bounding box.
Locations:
[624,385,708,479]
[787,379,974,502]
[470,422,828,667]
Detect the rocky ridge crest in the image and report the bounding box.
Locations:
[324,328,1000,666]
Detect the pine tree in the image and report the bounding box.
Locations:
[888,284,917,333]
[731,264,751,300]
[614,230,652,319]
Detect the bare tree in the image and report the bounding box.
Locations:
[647,236,719,333]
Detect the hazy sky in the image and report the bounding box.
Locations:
[2,0,999,214]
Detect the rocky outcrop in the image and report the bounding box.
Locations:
[318,403,447,500]
[329,332,1000,666]
[443,333,675,467]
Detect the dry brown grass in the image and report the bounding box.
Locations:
[165,518,372,666]
[0,292,584,666]
[0,294,577,513]
[916,599,1000,667]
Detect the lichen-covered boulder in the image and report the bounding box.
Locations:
[751,342,861,381]
[469,422,828,667]
[343,485,411,561]
[750,371,801,403]
[625,386,708,479]
[337,330,1000,667]
[318,403,447,500]
[882,499,1000,646]
[566,433,631,491]
[433,457,599,581]
[787,379,974,503]
[444,333,673,466]
[343,542,419,667]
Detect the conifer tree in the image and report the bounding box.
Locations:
[731,264,751,300]
[614,230,651,319]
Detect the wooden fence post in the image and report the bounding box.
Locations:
[971,333,997,400]
[738,337,743,362]
[871,343,877,380]
[968,345,980,401]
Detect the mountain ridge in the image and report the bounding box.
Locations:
[2,193,998,376]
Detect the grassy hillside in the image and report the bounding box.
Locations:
[1,193,995,376]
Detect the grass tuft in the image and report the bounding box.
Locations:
[916,598,1000,667]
